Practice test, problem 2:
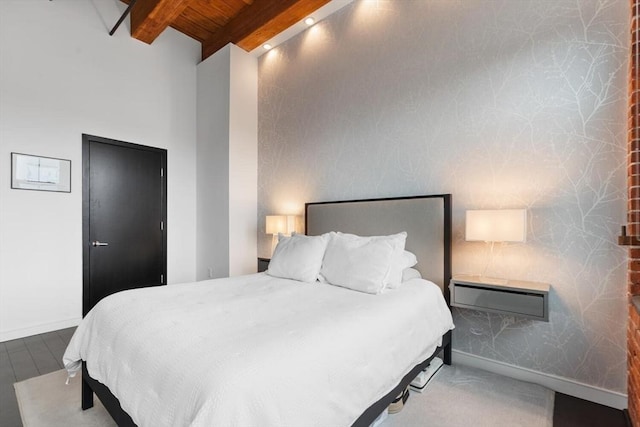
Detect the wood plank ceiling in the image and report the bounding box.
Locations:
[122,0,331,60]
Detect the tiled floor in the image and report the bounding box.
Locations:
[0,328,75,427]
[0,328,631,427]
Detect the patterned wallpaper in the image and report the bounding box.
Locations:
[258,0,628,392]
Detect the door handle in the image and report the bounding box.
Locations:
[92,241,109,247]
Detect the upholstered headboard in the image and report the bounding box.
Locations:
[305,195,451,300]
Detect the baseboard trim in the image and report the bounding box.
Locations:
[452,349,628,410]
[0,318,81,342]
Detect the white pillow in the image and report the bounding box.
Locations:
[400,250,418,269]
[386,250,418,289]
[320,232,407,294]
[401,267,422,282]
[267,233,329,283]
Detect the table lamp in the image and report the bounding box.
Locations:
[266,215,296,255]
[465,209,527,276]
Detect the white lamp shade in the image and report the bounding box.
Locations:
[465,209,527,242]
[265,215,296,235]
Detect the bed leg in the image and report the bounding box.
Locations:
[82,378,94,409]
[81,362,94,410]
[443,330,452,365]
[443,342,452,365]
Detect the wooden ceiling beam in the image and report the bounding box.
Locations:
[201,0,331,60]
[131,0,193,44]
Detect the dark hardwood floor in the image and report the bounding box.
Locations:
[553,393,629,427]
[0,327,630,426]
[0,327,75,427]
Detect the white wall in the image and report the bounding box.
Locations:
[0,0,199,341]
[196,44,257,280]
[196,47,231,280]
[228,46,258,276]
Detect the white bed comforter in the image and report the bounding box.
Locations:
[63,273,454,427]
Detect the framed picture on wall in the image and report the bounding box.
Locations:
[11,153,71,193]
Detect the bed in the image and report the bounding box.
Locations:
[64,194,453,426]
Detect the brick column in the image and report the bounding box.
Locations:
[631,0,640,242]
[629,1,640,425]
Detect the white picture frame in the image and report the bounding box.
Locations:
[11,152,71,193]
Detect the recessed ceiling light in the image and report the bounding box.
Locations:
[263,43,272,50]
[304,17,315,26]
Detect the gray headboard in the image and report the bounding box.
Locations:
[305,195,451,301]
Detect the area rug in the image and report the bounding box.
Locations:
[382,364,554,427]
[14,369,115,427]
[15,364,553,427]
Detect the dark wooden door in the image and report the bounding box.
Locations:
[82,134,167,316]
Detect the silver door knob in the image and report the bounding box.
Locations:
[92,241,109,247]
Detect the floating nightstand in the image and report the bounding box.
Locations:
[458,208,550,321]
[257,257,270,273]
[450,274,550,322]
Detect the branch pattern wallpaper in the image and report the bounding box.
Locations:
[258,0,628,392]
